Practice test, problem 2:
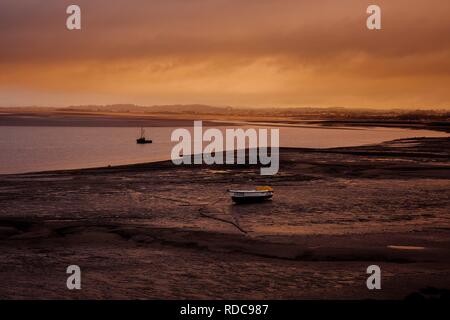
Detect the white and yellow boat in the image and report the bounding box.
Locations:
[228,186,273,204]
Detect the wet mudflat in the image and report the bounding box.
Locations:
[0,137,449,299]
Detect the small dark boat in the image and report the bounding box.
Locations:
[136,127,152,144]
[228,186,273,204]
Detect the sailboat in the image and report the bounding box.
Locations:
[136,127,152,144]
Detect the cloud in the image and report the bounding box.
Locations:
[0,0,449,108]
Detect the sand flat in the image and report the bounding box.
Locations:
[0,137,449,299]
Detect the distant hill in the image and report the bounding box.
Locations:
[62,104,234,115]
[1,104,449,121]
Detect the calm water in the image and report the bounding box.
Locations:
[0,125,447,174]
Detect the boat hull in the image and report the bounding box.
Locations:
[136,139,152,144]
[231,194,273,203]
[228,190,273,203]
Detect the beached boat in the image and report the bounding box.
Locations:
[228,186,273,203]
[136,127,152,144]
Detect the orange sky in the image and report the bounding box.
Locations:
[0,0,449,109]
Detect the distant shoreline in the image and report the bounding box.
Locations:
[0,109,449,133]
[0,111,231,127]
